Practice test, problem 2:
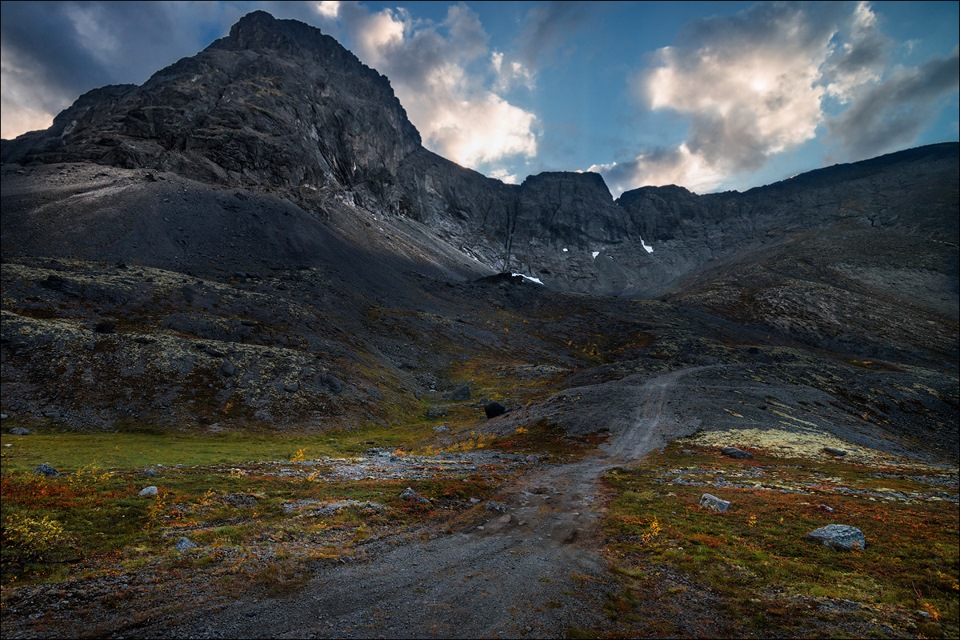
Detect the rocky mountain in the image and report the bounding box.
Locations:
[1,12,957,460]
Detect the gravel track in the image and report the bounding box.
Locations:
[161,367,716,639]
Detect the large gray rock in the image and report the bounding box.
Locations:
[699,493,731,512]
[139,485,158,497]
[721,447,754,459]
[399,487,430,504]
[9,427,31,435]
[805,524,866,550]
[174,537,198,552]
[34,463,59,477]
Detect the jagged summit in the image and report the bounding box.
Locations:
[2,10,420,191]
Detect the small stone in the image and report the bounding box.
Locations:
[699,493,731,512]
[139,485,158,497]
[283,381,299,393]
[484,402,506,419]
[142,468,159,477]
[221,361,237,377]
[34,463,59,477]
[721,446,754,459]
[0,413,9,420]
[681,449,698,455]
[174,537,197,552]
[818,504,834,513]
[805,524,866,550]
[823,447,847,456]
[433,425,450,434]
[9,427,31,435]
[485,501,507,512]
[222,493,258,508]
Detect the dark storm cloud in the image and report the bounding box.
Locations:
[828,48,960,160]
[0,1,237,134]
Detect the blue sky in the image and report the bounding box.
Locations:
[2,1,957,195]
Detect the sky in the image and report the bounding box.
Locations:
[1,1,958,195]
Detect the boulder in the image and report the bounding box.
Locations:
[721,446,754,459]
[699,493,730,512]
[823,447,847,456]
[34,463,59,477]
[142,468,159,477]
[139,485,158,497]
[174,537,198,552]
[9,427,31,435]
[432,425,450,434]
[805,524,865,550]
[399,487,430,504]
[484,402,506,419]
[449,385,471,401]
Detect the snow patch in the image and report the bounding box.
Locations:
[512,272,544,285]
[591,251,600,259]
[562,247,568,252]
[640,237,654,254]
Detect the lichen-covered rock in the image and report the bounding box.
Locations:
[139,485,158,497]
[174,537,198,552]
[699,493,731,512]
[400,487,430,504]
[805,524,866,550]
[34,463,59,476]
[721,446,754,459]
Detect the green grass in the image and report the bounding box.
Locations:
[0,420,509,588]
[0,421,445,472]
[600,442,960,638]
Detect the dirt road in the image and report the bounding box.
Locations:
[161,367,715,639]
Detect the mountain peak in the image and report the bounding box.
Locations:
[215,10,332,57]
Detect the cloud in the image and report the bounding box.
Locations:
[0,1,248,139]
[820,2,890,102]
[828,48,960,160]
[590,145,727,196]
[328,2,538,170]
[638,2,838,179]
[491,51,534,91]
[592,1,956,194]
[516,1,590,68]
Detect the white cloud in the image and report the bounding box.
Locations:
[591,1,955,194]
[489,167,518,184]
[640,3,834,179]
[329,2,538,172]
[314,1,340,20]
[590,144,726,196]
[491,51,534,91]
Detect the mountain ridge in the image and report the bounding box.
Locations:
[3,11,956,298]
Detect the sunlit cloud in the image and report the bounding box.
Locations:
[592,1,954,194]
[318,2,538,171]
